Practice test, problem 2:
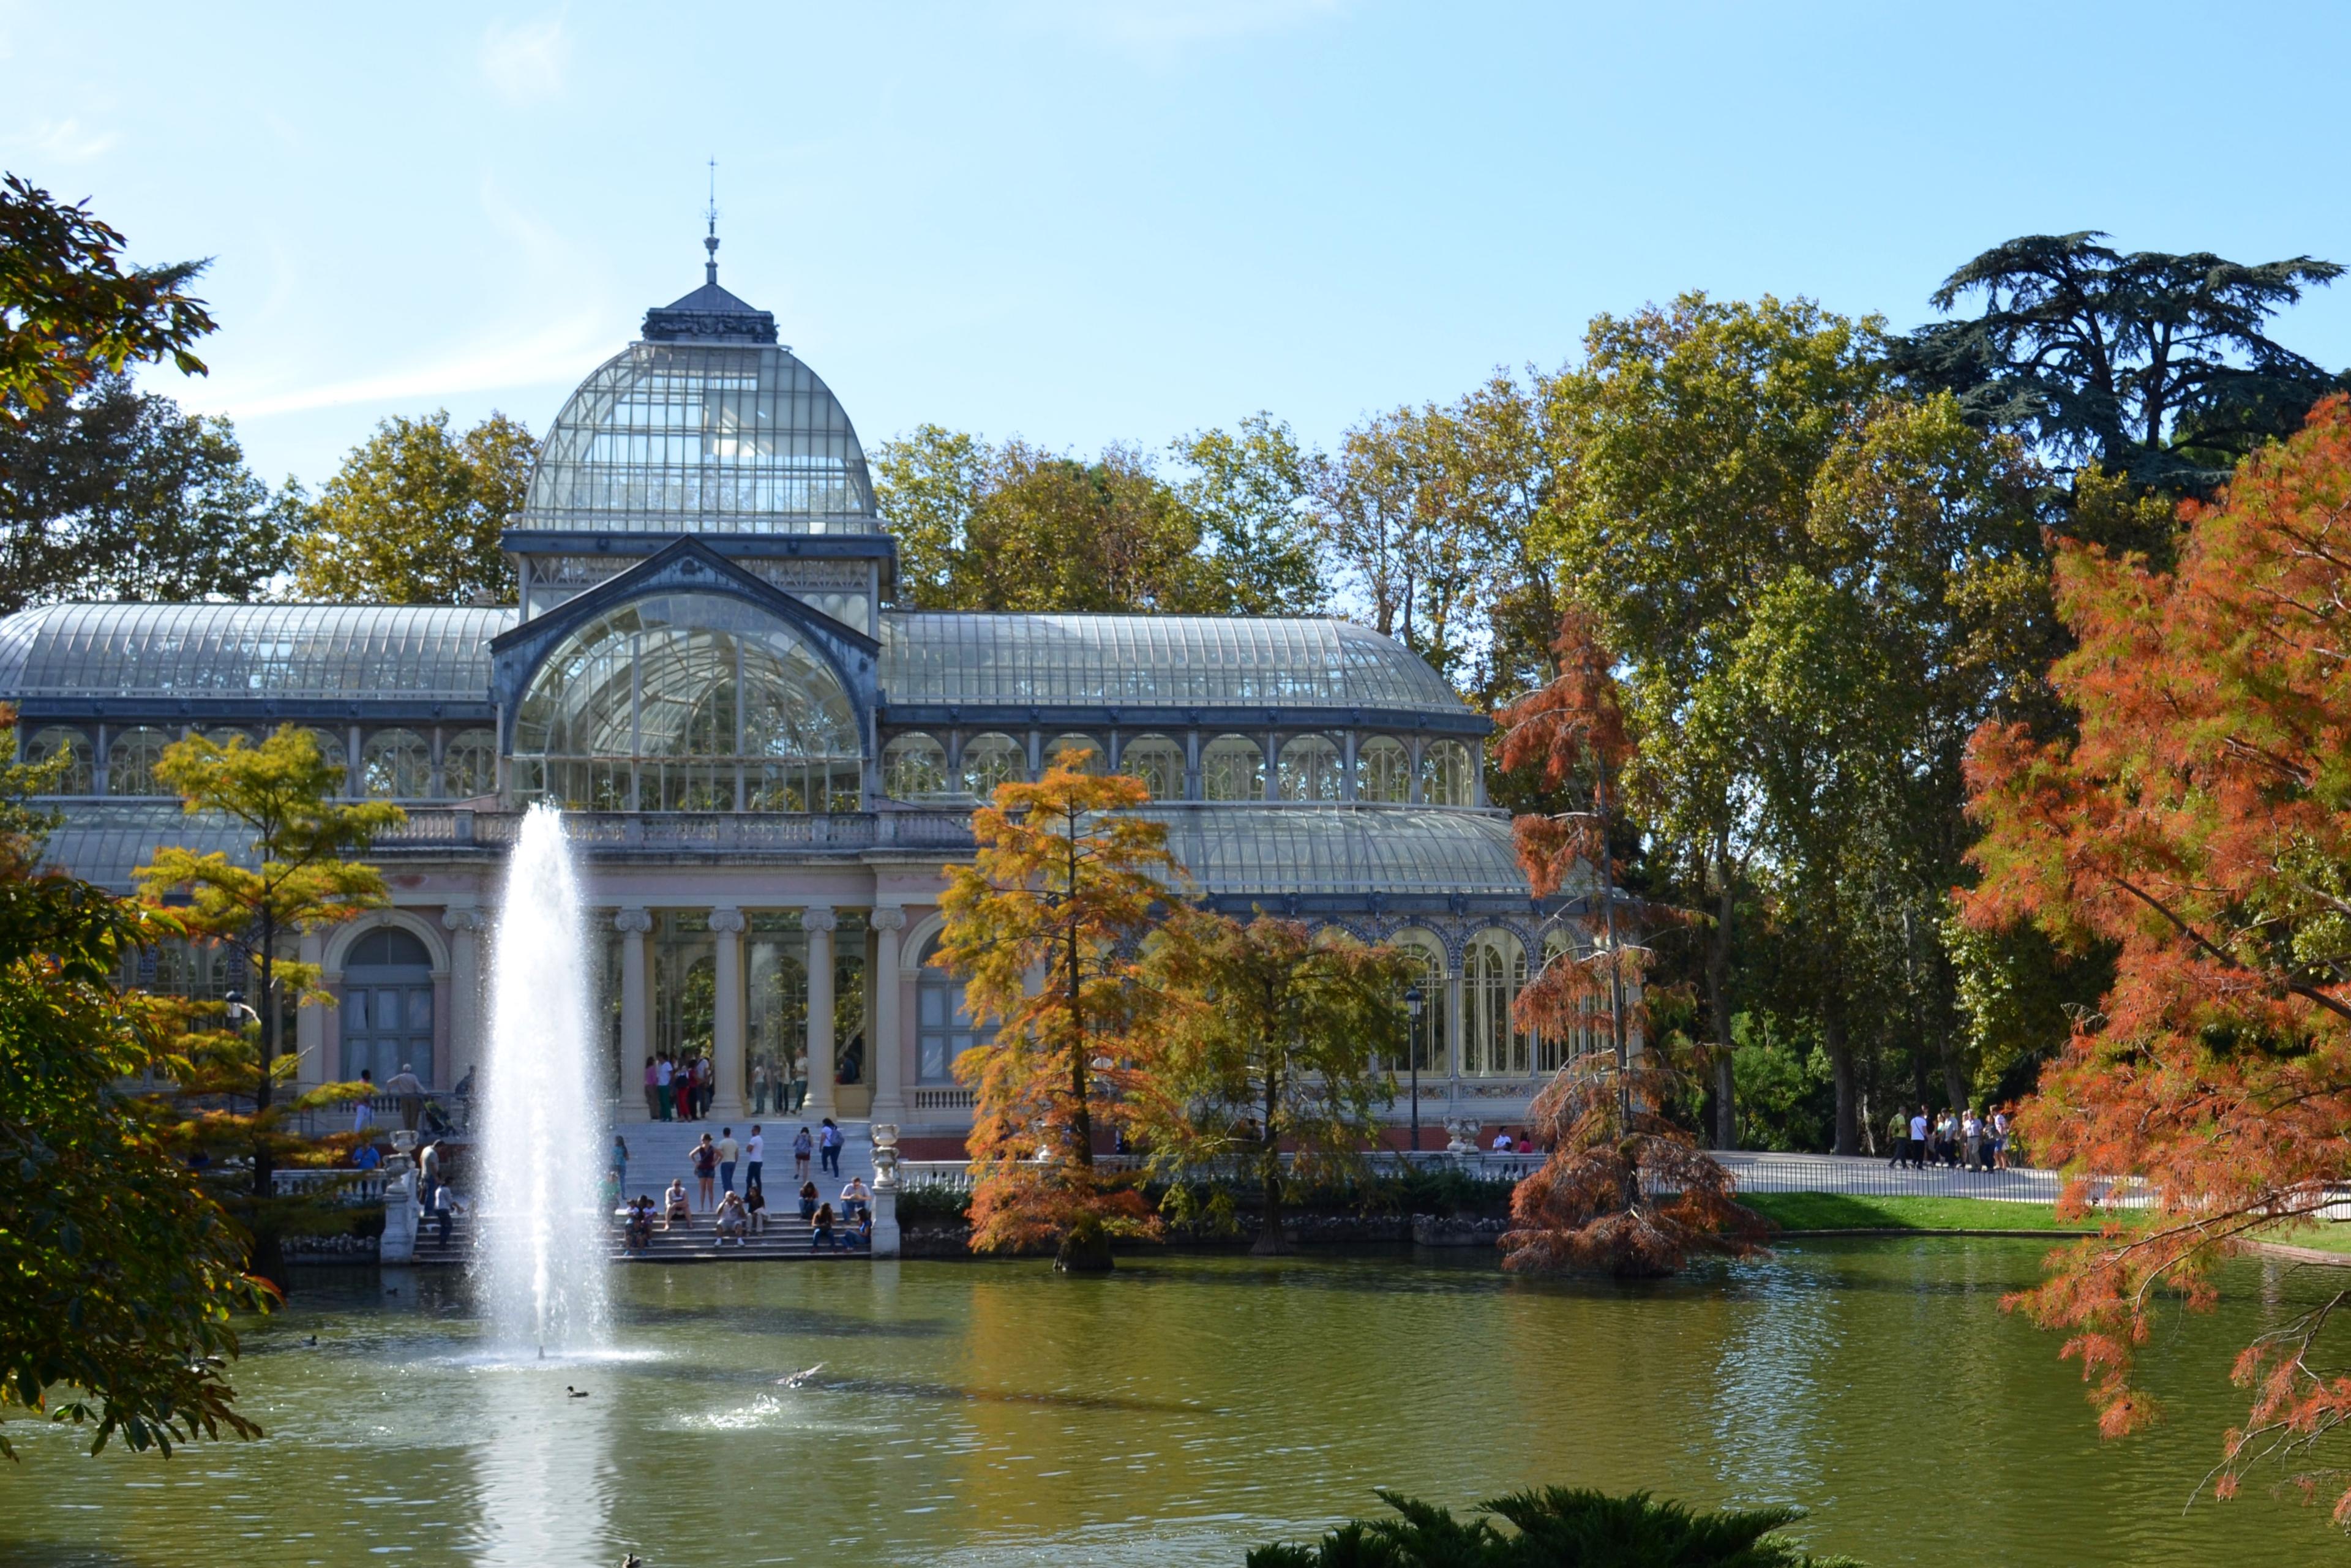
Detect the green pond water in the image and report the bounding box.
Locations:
[4,1240,2348,1567]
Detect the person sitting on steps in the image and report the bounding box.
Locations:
[663,1178,689,1230]
[713,1190,748,1247]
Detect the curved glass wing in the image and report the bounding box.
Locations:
[517,342,878,535]
[1152,805,1528,898]
[0,604,511,702]
[512,592,861,812]
[880,615,1467,712]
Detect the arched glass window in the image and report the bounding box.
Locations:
[1201,734,1265,802]
[917,933,994,1083]
[1357,735,1409,803]
[1390,932,1449,1076]
[362,729,432,800]
[1045,733,1103,775]
[105,727,172,797]
[512,592,863,813]
[1117,733,1184,801]
[1277,735,1343,802]
[884,733,949,800]
[1533,928,1588,1074]
[441,728,497,799]
[340,926,436,1090]
[1419,738,1474,806]
[1464,930,1531,1076]
[959,732,1024,799]
[23,726,92,795]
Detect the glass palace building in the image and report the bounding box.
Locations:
[0,264,1568,1152]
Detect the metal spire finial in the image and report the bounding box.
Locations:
[703,158,719,285]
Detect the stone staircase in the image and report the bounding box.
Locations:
[410,1207,873,1265]
[609,1117,874,1210]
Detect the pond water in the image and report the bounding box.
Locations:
[6,1240,2348,1567]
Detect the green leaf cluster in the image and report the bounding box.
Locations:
[292,410,535,604]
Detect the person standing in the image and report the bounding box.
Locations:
[692,1133,717,1211]
[751,1060,770,1116]
[642,1056,661,1120]
[418,1139,442,1213]
[1907,1107,1929,1171]
[611,1133,629,1198]
[819,1117,842,1178]
[673,1057,694,1122]
[743,1125,764,1195]
[1993,1105,2012,1170]
[698,1055,716,1120]
[654,1053,675,1122]
[789,1048,808,1114]
[716,1127,740,1195]
[353,1068,375,1134]
[793,1125,814,1180]
[384,1062,425,1131]
[1886,1110,1910,1169]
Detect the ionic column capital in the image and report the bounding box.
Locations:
[801,906,838,934]
[613,907,654,936]
[707,906,746,935]
[442,906,486,932]
[869,906,906,933]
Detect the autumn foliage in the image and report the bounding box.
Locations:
[1963,397,2351,1506]
[934,759,1174,1270]
[1496,613,1763,1276]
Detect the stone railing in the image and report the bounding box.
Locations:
[271,1167,388,1204]
[370,808,979,855]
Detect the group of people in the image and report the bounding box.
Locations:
[1889,1105,2014,1172]
[610,1117,869,1253]
[748,1056,809,1116]
[642,1052,715,1122]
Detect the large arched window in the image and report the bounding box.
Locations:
[302,728,349,790]
[440,728,495,798]
[1201,733,1265,802]
[1534,928,1587,1074]
[1356,736,1409,803]
[1390,932,1449,1077]
[362,729,432,799]
[1420,738,1474,806]
[340,926,436,1089]
[1046,733,1103,774]
[959,732,1024,799]
[1464,930,1531,1076]
[884,733,949,800]
[1277,735,1343,801]
[917,933,994,1082]
[1117,733,1184,801]
[22,726,92,795]
[512,593,862,813]
[105,727,172,797]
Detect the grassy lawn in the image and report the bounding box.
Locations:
[2252,1221,2351,1255]
[1741,1191,2077,1232]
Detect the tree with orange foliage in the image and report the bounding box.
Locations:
[1963,395,2351,1510]
[934,756,1176,1272]
[1496,613,1765,1276]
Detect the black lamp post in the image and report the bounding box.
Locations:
[1404,985,1424,1153]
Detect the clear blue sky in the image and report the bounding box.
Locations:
[10,1,2351,490]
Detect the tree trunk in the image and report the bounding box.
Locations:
[1823,1006,1858,1156]
[1054,1212,1113,1273]
[1250,1067,1292,1256]
[1706,845,1736,1150]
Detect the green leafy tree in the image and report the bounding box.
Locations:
[0,174,214,425]
[0,371,296,612]
[1171,413,1325,615]
[1247,1487,1861,1567]
[293,410,535,604]
[137,727,400,1285]
[1139,910,1411,1253]
[935,756,1176,1271]
[1891,232,2345,501]
[0,709,272,1459]
[873,424,1330,614]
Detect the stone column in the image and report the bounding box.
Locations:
[869,907,907,1126]
[803,906,838,1120]
[1445,966,1466,1093]
[615,909,652,1112]
[440,908,484,1098]
[709,907,746,1120]
[295,930,327,1087]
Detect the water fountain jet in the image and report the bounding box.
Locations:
[474,803,610,1355]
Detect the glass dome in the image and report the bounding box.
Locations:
[511,591,863,812]
[514,340,879,536]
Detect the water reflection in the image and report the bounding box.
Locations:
[460,1363,617,1566]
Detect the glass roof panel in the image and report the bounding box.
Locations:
[39,803,256,892]
[0,604,514,702]
[516,342,878,535]
[1150,805,1526,896]
[879,614,1464,711]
